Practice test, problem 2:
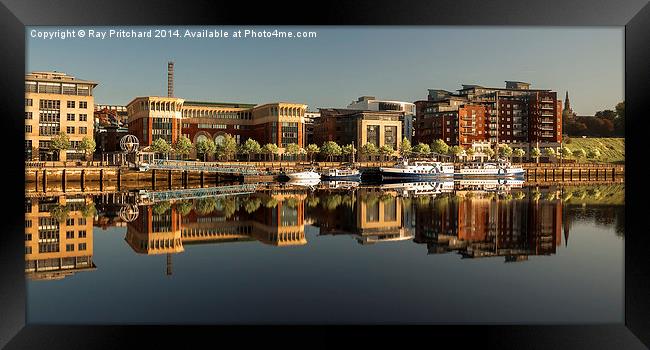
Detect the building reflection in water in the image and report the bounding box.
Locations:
[24,195,96,280]
[23,182,624,278]
[124,189,308,260]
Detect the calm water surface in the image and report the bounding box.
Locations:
[25,180,624,324]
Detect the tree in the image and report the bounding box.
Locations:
[379,145,394,162]
[174,135,193,160]
[483,147,495,160]
[151,138,172,159]
[615,101,625,136]
[78,136,96,161]
[196,138,217,161]
[306,144,320,162]
[240,138,261,162]
[400,138,412,158]
[341,144,356,163]
[412,143,430,157]
[284,143,301,161]
[50,132,70,161]
[544,147,556,162]
[321,141,342,162]
[561,146,572,160]
[498,144,513,161]
[430,139,449,156]
[262,143,279,162]
[587,148,601,160]
[449,145,464,162]
[360,142,379,161]
[513,148,526,163]
[530,147,541,163]
[216,133,238,161]
[573,148,586,160]
[465,147,476,161]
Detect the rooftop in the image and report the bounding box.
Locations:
[26,71,97,86]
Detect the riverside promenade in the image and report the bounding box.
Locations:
[25,160,624,194]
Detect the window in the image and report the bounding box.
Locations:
[67,101,75,108]
[66,126,75,134]
[79,101,88,109]
[366,125,379,147]
[66,231,74,239]
[25,125,32,133]
[25,246,32,254]
[25,98,32,106]
[78,230,86,238]
[25,233,32,241]
[79,127,87,134]
[79,114,87,121]
[25,112,32,120]
[78,243,87,251]
[66,244,74,252]
[67,114,75,121]
[66,218,74,226]
[25,220,32,228]
[78,218,86,225]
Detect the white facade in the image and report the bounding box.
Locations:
[347,96,416,141]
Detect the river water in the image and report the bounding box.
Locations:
[25,180,624,324]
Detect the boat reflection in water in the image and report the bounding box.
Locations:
[23,181,624,279]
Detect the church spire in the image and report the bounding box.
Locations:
[564,91,571,112]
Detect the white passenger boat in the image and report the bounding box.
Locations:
[455,178,524,192]
[457,159,525,177]
[380,159,454,179]
[321,168,361,181]
[286,169,321,180]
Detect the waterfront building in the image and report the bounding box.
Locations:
[414,81,563,155]
[95,104,128,126]
[24,196,96,280]
[25,72,98,161]
[304,110,320,146]
[127,97,307,157]
[348,96,416,142]
[314,108,403,157]
[94,124,129,154]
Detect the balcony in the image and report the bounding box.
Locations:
[540,118,554,124]
[541,132,555,138]
[540,111,554,117]
[539,126,554,131]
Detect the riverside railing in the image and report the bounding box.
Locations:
[148,159,261,175]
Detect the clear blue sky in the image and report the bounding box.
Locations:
[26,26,623,115]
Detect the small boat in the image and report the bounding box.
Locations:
[321,167,361,181]
[286,169,321,180]
[380,159,454,180]
[457,159,525,177]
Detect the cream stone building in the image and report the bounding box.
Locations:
[25,72,97,161]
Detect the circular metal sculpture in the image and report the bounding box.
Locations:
[120,134,140,153]
[119,204,139,222]
[214,134,225,146]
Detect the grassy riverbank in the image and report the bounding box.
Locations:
[564,137,625,164]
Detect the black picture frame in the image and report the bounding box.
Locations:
[1,0,648,348]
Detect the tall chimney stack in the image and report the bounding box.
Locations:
[167,61,174,97]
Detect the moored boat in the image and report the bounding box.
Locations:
[457,159,525,177]
[286,169,321,180]
[321,167,361,180]
[380,159,454,180]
